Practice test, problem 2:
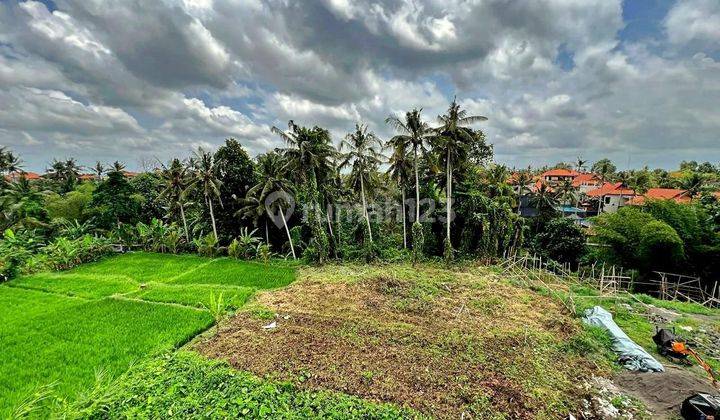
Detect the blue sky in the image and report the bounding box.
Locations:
[1,0,719,172]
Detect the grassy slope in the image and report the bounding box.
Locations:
[0,252,296,417]
[566,283,720,372]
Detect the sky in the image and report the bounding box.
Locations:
[1,0,719,172]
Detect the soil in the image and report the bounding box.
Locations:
[614,365,718,419]
[196,266,601,418]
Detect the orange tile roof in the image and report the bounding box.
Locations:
[627,188,691,205]
[78,174,96,180]
[571,172,602,187]
[586,182,635,197]
[541,168,580,178]
[4,171,41,181]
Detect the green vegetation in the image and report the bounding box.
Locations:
[61,351,421,419]
[0,252,296,416]
[0,288,212,418]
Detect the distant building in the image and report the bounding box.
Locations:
[586,182,636,213]
[627,188,691,206]
[540,168,580,185]
[571,173,603,194]
[4,171,41,182]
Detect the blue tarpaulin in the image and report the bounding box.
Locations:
[583,306,664,372]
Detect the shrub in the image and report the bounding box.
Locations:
[193,234,221,258]
[40,235,114,271]
[0,229,44,281]
[532,217,586,265]
[639,220,684,271]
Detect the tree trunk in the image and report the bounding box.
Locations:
[401,189,407,248]
[281,206,296,259]
[446,150,452,243]
[326,206,334,239]
[179,203,189,242]
[360,174,373,242]
[265,219,269,245]
[208,195,218,241]
[414,145,420,222]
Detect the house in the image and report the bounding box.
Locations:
[123,171,139,178]
[4,171,41,182]
[571,173,603,193]
[585,182,636,213]
[540,168,580,185]
[627,188,692,206]
[78,174,96,182]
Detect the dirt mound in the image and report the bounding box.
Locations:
[196,265,608,418]
[614,365,717,419]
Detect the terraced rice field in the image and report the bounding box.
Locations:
[0,252,295,417]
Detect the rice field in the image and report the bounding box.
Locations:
[0,252,295,417]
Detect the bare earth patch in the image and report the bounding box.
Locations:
[196,264,606,418]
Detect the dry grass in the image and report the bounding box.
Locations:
[197,263,607,418]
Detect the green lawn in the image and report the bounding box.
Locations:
[0,252,296,416]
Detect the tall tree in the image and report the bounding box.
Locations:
[387,135,412,248]
[433,99,487,259]
[576,157,587,172]
[238,152,297,259]
[186,148,222,241]
[159,158,191,241]
[341,123,384,243]
[213,138,257,239]
[88,164,141,229]
[386,109,431,224]
[0,176,48,230]
[0,147,22,175]
[556,178,575,205]
[592,158,616,181]
[274,121,335,262]
[93,161,105,182]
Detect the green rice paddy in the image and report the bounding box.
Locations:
[0,252,295,417]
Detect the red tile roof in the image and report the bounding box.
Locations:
[627,188,691,205]
[586,182,635,197]
[541,168,580,178]
[571,172,602,187]
[4,171,41,181]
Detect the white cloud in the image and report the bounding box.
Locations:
[666,0,720,45]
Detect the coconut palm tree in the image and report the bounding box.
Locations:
[513,168,534,214]
[386,109,431,224]
[575,157,587,173]
[432,99,487,257]
[159,158,191,242]
[0,148,22,175]
[556,178,576,206]
[0,176,47,230]
[110,161,126,174]
[682,172,705,197]
[530,182,559,218]
[93,161,105,182]
[186,148,222,241]
[387,135,412,248]
[274,121,335,262]
[340,123,384,243]
[238,152,297,259]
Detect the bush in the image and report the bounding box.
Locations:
[39,235,114,271]
[193,234,221,258]
[0,229,44,281]
[638,220,684,271]
[532,217,586,265]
